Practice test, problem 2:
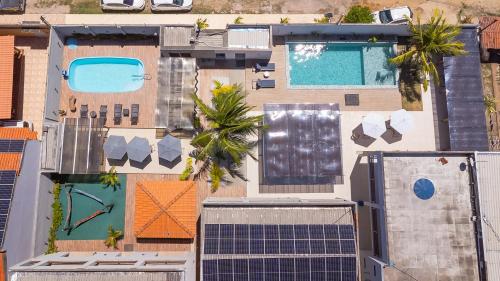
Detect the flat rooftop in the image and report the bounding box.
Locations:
[381,155,479,281]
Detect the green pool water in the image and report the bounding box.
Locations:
[56,175,126,240]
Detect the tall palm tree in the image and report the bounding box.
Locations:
[104,225,122,249]
[191,83,264,192]
[100,167,120,191]
[389,9,466,91]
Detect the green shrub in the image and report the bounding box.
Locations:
[314,16,330,24]
[280,17,290,24]
[234,16,243,24]
[179,157,194,181]
[343,5,374,23]
[46,183,63,254]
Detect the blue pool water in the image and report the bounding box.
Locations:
[67,57,144,93]
[287,42,397,87]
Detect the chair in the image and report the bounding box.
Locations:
[99,105,107,119]
[255,63,275,72]
[80,104,88,118]
[131,104,139,125]
[256,79,276,89]
[114,104,122,124]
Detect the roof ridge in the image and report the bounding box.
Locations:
[162,181,196,237]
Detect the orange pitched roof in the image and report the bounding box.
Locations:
[0,154,22,172]
[480,16,500,50]
[0,36,15,120]
[134,180,197,239]
[0,127,37,140]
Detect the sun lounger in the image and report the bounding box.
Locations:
[69,96,77,112]
[99,105,107,119]
[114,104,122,124]
[256,79,276,89]
[80,104,88,118]
[131,104,139,125]
[255,63,275,72]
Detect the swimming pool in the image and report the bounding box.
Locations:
[287,42,397,88]
[67,57,144,93]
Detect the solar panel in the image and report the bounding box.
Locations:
[279,225,294,239]
[280,239,295,254]
[327,271,341,280]
[235,224,249,239]
[312,271,326,281]
[205,224,219,238]
[0,200,10,215]
[0,186,13,200]
[324,224,339,239]
[310,239,326,254]
[220,224,234,238]
[340,240,356,254]
[326,257,341,271]
[249,258,264,272]
[0,171,16,185]
[342,257,356,271]
[295,240,310,254]
[218,259,232,274]
[0,140,24,153]
[265,239,280,254]
[250,224,264,239]
[219,239,234,254]
[203,260,218,275]
[309,224,324,239]
[264,225,279,239]
[250,239,264,254]
[325,240,341,254]
[233,273,248,281]
[294,224,309,239]
[339,225,354,239]
[235,239,249,254]
[265,258,279,273]
[280,258,295,272]
[311,257,325,272]
[233,259,248,274]
[204,238,219,254]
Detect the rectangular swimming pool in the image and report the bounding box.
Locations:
[287,42,397,88]
[67,57,144,93]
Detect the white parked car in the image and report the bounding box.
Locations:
[151,0,192,11]
[101,0,145,11]
[372,6,413,24]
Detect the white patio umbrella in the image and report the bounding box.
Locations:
[361,113,386,138]
[390,109,415,134]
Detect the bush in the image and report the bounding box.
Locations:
[343,5,374,23]
[314,16,330,24]
[179,157,194,181]
[46,183,63,254]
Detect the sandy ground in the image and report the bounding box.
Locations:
[25,0,500,22]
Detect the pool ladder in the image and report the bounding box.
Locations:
[132,74,152,80]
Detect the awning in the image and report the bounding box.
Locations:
[362,113,386,138]
[127,137,150,162]
[103,135,127,160]
[158,135,181,162]
[0,35,15,119]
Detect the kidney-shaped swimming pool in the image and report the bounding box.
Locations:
[67,57,145,93]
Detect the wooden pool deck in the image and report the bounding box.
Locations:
[55,175,246,252]
[59,39,160,129]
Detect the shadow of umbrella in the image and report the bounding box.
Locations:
[351,124,376,147]
[107,154,128,167]
[159,156,182,169]
[130,155,152,169]
[381,121,403,144]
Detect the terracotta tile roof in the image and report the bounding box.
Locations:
[480,16,500,50]
[0,154,22,172]
[0,127,37,140]
[134,180,197,239]
[0,36,15,120]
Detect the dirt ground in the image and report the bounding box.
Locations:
[25,0,500,20]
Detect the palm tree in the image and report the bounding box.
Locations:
[100,167,120,191]
[484,95,497,115]
[196,18,209,31]
[389,9,466,91]
[191,83,264,192]
[104,225,122,249]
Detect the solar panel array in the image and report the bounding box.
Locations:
[0,140,24,153]
[0,170,16,246]
[203,224,357,281]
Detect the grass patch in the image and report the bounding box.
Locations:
[46,183,62,254]
[69,0,102,13]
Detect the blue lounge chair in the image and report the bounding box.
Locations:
[256,79,276,89]
[255,63,275,72]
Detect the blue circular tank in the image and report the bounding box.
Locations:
[413,178,435,200]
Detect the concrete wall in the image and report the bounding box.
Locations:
[188,49,272,60]
[43,28,64,122]
[3,141,41,270]
[32,173,55,256]
[271,24,411,37]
